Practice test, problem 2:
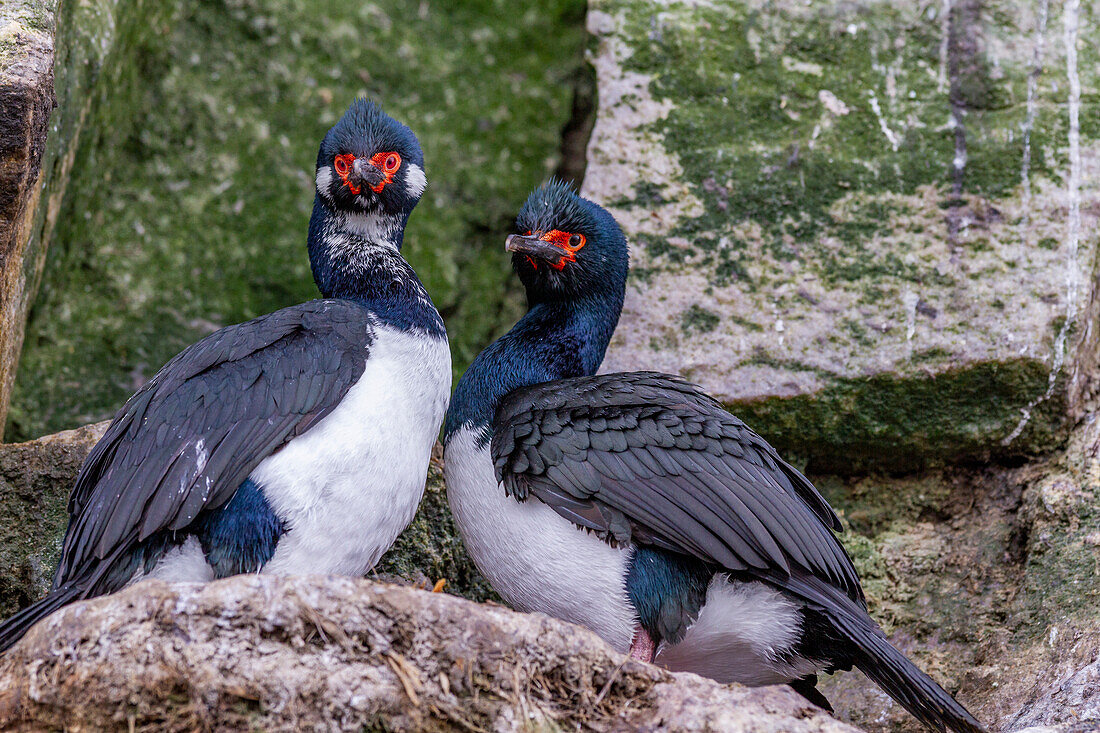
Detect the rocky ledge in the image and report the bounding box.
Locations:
[2,416,1099,730]
[0,574,855,732]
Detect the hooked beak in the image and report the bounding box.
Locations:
[505,233,562,261]
[351,158,386,191]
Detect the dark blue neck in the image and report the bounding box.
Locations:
[444,290,622,444]
[307,196,444,337]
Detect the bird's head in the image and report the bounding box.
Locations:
[314,99,426,219]
[507,180,629,304]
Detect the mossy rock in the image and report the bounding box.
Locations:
[812,414,1100,730]
[0,422,106,617]
[586,0,1100,470]
[6,0,589,442]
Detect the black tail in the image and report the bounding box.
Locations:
[0,583,85,653]
[826,595,983,732]
[783,573,985,733]
[849,621,983,732]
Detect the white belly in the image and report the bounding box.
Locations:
[253,325,451,576]
[444,427,637,652]
[655,575,821,686]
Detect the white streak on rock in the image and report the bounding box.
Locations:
[1003,0,1081,447]
[1020,0,1049,227]
[938,0,953,93]
[903,290,919,345]
[869,91,900,151]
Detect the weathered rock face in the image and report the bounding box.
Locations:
[0,421,105,618]
[0,1,54,442]
[0,574,856,732]
[816,413,1100,731]
[0,0,180,440]
[585,0,1100,470]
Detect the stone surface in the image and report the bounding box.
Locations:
[0,574,857,732]
[0,420,105,618]
[5,415,1100,730]
[6,0,590,441]
[0,0,180,439]
[585,0,1100,469]
[815,412,1100,731]
[0,1,55,442]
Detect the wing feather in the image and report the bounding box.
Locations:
[492,371,863,606]
[53,300,374,590]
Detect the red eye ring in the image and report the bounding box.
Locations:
[383,153,401,173]
[333,155,351,175]
[542,230,586,270]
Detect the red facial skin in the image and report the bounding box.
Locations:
[522,229,587,270]
[333,154,359,194]
[367,151,402,193]
[333,151,402,195]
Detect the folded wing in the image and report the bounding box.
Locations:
[490,371,863,607]
[54,299,374,592]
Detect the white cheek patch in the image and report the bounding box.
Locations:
[404,163,426,199]
[316,166,335,196]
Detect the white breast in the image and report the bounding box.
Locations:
[443,427,637,652]
[254,325,451,576]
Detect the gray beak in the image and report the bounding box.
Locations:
[352,158,385,190]
[505,233,563,261]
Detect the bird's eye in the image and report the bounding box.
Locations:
[383,153,401,173]
[334,155,350,175]
[569,234,582,248]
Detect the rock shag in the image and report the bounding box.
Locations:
[443,180,984,733]
[0,99,450,652]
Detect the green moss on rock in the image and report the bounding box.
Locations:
[0,422,105,617]
[735,358,1065,472]
[589,0,1100,468]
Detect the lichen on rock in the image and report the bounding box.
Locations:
[585,0,1100,469]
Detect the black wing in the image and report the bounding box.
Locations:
[490,372,863,606]
[54,299,374,587]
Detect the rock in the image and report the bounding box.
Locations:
[4,411,1100,730]
[814,412,1100,731]
[0,574,857,732]
[0,0,180,438]
[987,618,1100,731]
[0,1,55,441]
[0,421,106,617]
[584,0,1100,470]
